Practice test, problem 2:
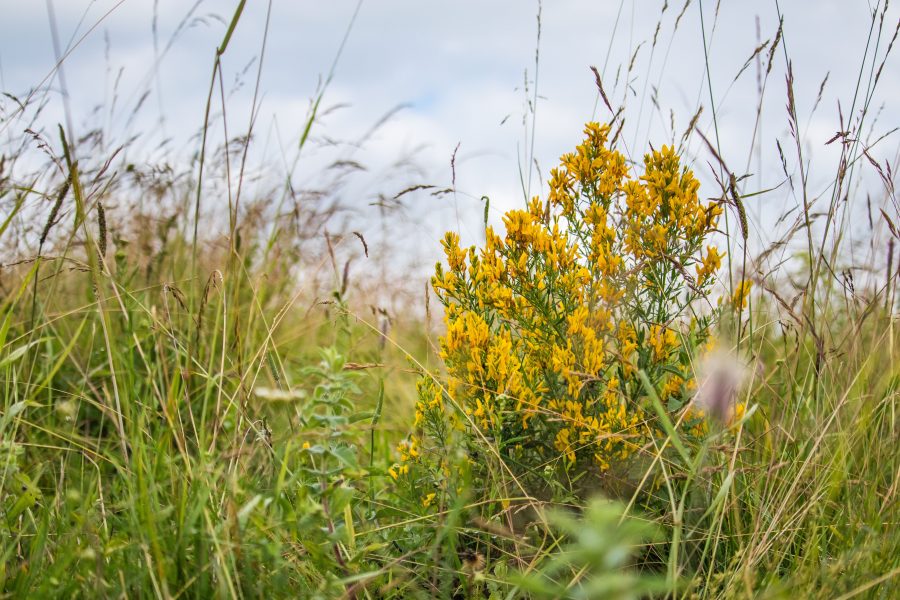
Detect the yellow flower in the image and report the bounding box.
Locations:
[696,245,723,285]
[397,437,420,461]
[683,406,709,438]
[422,493,437,508]
[732,279,752,310]
[661,375,684,400]
[442,231,467,272]
[729,402,747,430]
[649,324,678,361]
[554,428,576,464]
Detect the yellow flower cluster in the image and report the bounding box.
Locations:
[696,246,724,286]
[421,123,721,478]
[388,436,420,481]
[683,406,710,438]
[648,325,679,361]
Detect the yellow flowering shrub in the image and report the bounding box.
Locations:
[415,123,723,488]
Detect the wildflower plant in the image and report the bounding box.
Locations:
[416,123,724,496]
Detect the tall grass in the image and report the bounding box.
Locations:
[1,1,898,598]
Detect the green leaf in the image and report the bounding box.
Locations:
[639,370,692,466]
[0,338,45,368]
[4,472,42,524]
[237,494,264,527]
[348,411,374,423]
[329,445,359,469]
[327,485,355,515]
[217,0,246,56]
[372,380,384,426]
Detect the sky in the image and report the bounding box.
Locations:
[1,0,898,293]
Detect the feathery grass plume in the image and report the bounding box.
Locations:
[690,349,749,425]
[680,104,703,147]
[352,230,368,257]
[37,180,69,254]
[340,258,351,297]
[96,200,107,261]
[728,173,749,241]
[887,237,895,310]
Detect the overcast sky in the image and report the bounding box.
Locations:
[1,1,898,283]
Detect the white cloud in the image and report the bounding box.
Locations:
[2,0,898,283]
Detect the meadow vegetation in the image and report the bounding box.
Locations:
[0,1,899,598]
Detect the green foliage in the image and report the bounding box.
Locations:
[513,500,668,600]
